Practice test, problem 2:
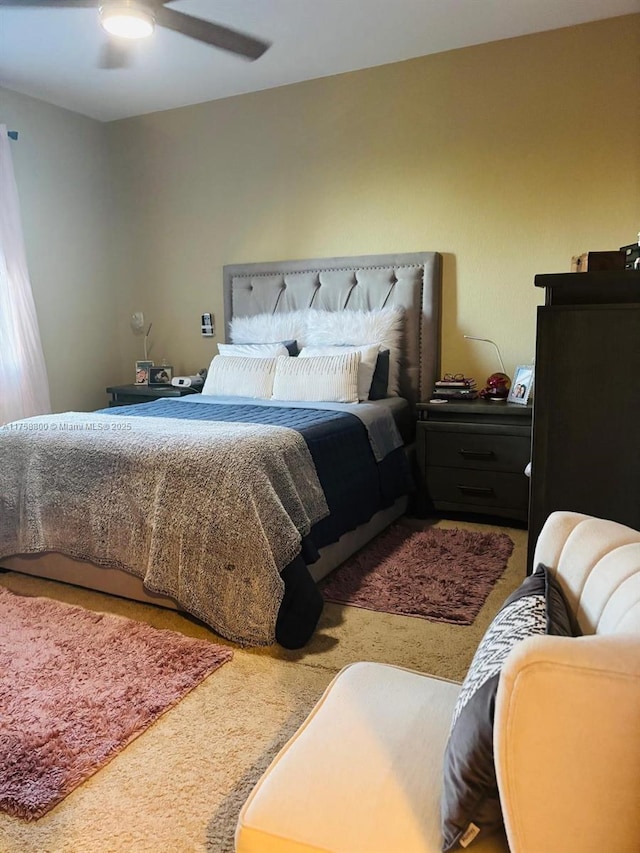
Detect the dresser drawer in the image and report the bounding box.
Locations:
[108,395,155,406]
[426,466,529,519]
[424,424,530,474]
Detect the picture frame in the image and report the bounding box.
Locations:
[508,364,534,405]
[135,360,153,385]
[149,365,173,386]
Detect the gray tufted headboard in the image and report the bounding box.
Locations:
[223,252,442,409]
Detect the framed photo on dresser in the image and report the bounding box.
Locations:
[149,365,173,386]
[508,364,534,405]
[135,360,153,385]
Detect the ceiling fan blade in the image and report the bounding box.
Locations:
[98,37,133,70]
[155,6,270,61]
[0,1,96,7]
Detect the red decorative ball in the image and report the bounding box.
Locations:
[480,372,511,400]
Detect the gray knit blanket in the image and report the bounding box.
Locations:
[0,412,329,646]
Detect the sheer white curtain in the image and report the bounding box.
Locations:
[0,124,51,425]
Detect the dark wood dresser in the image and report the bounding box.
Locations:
[527,270,640,569]
[416,400,532,523]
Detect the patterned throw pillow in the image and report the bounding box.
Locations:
[441,565,575,851]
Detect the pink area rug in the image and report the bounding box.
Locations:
[0,587,233,821]
[321,525,514,625]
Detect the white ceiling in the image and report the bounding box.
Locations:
[1,0,638,123]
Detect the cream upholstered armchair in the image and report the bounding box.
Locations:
[235,512,640,853]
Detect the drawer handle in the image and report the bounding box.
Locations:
[458,449,496,460]
[457,484,495,497]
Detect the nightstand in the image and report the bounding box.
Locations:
[416,400,532,523]
[106,384,199,407]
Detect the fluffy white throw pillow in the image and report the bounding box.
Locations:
[271,352,360,404]
[230,310,310,348]
[201,356,277,399]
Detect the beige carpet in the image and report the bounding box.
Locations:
[0,518,527,853]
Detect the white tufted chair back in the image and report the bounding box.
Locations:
[532,510,640,635]
[495,511,640,853]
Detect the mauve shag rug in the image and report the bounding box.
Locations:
[0,587,233,821]
[321,524,514,625]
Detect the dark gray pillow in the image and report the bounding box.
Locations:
[280,339,299,356]
[441,565,575,851]
[368,348,390,400]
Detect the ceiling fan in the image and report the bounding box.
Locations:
[0,0,271,68]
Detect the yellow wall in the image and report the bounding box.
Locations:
[3,15,639,408]
[108,15,640,386]
[0,87,118,412]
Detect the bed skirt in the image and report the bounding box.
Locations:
[0,496,408,646]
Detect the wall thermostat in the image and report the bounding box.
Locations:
[201,312,215,337]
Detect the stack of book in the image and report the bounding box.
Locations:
[431,375,478,401]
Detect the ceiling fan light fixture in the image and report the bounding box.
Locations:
[99,2,155,40]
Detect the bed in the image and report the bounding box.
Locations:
[0,251,442,647]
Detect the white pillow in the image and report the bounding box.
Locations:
[305,308,404,396]
[271,352,360,404]
[298,344,380,401]
[218,342,289,358]
[201,355,277,399]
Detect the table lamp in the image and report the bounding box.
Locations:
[464,335,511,400]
